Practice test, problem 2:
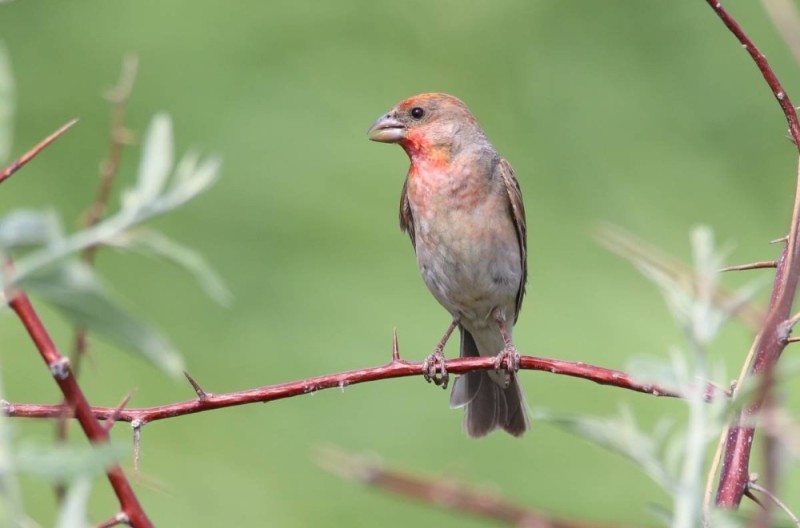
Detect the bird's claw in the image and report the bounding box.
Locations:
[494,346,520,376]
[423,349,449,389]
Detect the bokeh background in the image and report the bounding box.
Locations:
[1,0,799,525]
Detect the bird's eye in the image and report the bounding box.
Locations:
[410,107,425,119]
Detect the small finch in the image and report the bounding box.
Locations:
[368,93,530,437]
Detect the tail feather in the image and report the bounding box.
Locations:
[449,326,530,438]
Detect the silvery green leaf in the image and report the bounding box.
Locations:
[9,116,220,287]
[626,356,683,394]
[54,478,90,528]
[15,442,126,483]
[0,42,14,162]
[22,262,184,377]
[0,368,23,527]
[110,229,231,305]
[124,113,173,211]
[0,209,62,250]
[535,407,674,491]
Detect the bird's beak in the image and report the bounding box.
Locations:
[368,114,405,143]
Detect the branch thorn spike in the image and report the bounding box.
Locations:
[183,371,209,401]
[720,260,777,272]
[391,328,400,362]
[104,390,135,432]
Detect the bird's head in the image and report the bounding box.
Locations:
[368,93,483,162]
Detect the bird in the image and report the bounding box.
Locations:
[367,93,530,437]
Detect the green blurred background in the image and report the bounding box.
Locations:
[1,0,799,525]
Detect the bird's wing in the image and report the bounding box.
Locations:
[496,158,527,321]
[399,176,416,250]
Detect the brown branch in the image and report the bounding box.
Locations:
[316,447,630,528]
[2,350,711,426]
[70,55,138,378]
[704,0,800,510]
[0,120,78,185]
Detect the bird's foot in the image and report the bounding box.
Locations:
[422,348,449,389]
[494,345,520,378]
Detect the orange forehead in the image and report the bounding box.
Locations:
[396,92,467,111]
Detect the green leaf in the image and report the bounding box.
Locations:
[124,113,173,211]
[54,478,90,528]
[0,41,14,162]
[536,407,675,492]
[23,262,184,377]
[6,115,221,286]
[15,442,126,483]
[0,367,23,527]
[110,228,231,305]
[0,209,63,250]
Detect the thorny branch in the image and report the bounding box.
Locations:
[2,125,153,527]
[703,0,800,517]
[2,348,696,426]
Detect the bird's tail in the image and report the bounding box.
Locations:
[449,326,530,438]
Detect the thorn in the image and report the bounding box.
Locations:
[103,390,135,432]
[771,236,789,244]
[0,119,80,184]
[720,260,777,272]
[132,422,142,479]
[744,487,766,510]
[183,371,209,401]
[705,380,733,399]
[392,328,400,362]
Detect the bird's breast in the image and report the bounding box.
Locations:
[406,160,521,321]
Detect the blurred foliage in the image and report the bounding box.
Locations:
[1,0,800,526]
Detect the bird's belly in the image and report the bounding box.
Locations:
[414,211,521,321]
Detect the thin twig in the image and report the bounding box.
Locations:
[95,512,129,528]
[0,120,78,185]
[748,481,800,527]
[316,447,627,528]
[720,261,777,272]
[595,224,766,332]
[70,55,139,378]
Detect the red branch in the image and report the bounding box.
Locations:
[2,354,688,425]
[8,294,152,527]
[704,0,800,511]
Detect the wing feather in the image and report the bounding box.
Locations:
[495,158,527,321]
[399,176,416,250]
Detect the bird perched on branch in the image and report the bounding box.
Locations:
[368,93,530,437]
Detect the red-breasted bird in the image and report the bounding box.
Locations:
[368,93,530,437]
